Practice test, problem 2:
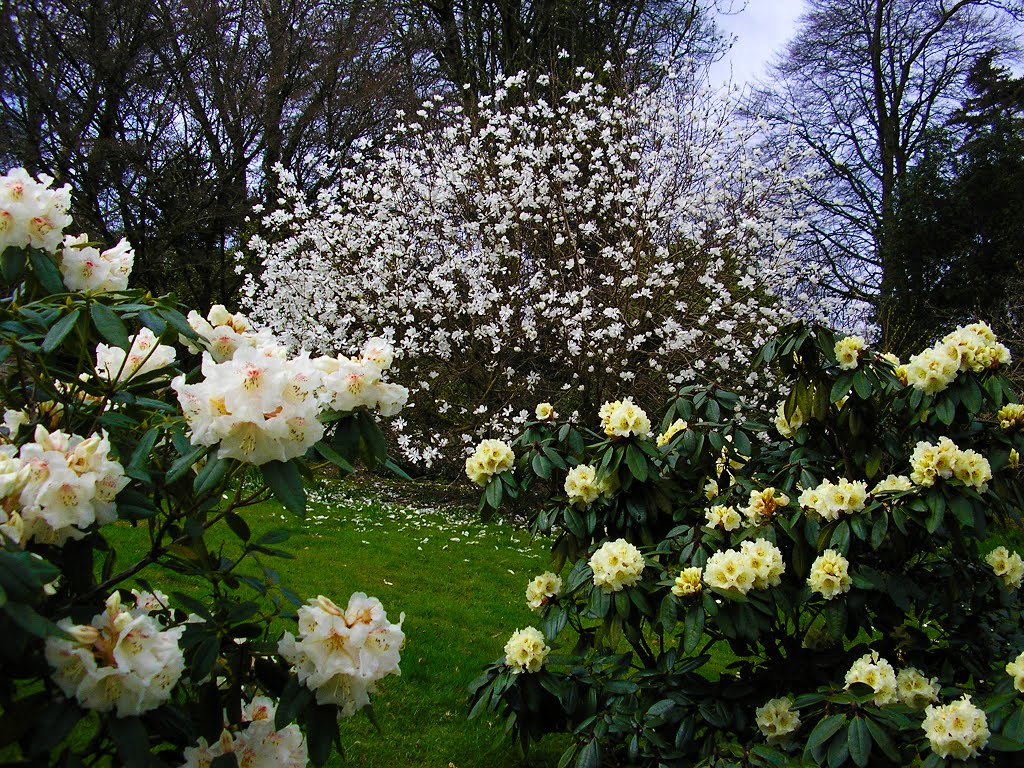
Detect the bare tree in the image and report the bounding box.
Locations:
[753,0,1022,349]
[0,0,419,308]
[398,0,734,102]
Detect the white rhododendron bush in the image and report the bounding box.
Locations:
[244,69,816,470]
[468,323,1024,767]
[0,169,407,767]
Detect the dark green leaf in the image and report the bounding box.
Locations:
[805,714,846,755]
[42,309,81,352]
[576,739,601,768]
[1,247,27,283]
[166,445,209,485]
[262,460,306,515]
[683,604,705,653]
[314,441,355,474]
[194,455,229,496]
[28,249,65,293]
[625,444,648,482]
[90,302,130,349]
[848,717,871,767]
[108,716,149,768]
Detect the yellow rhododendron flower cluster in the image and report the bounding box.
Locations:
[564,464,600,507]
[1005,650,1024,692]
[985,546,1024,589]
[525,572,562,611]
[598,398,652,439]
[671,567,703,597]
[910,437,992,491]
[998,403,1024,431]
[464,439,514,486]
[798,478,867,521]
[807,549,852,599]
[905,322,1010,394]
[503,627,550,673]
[535,402,556,421]
[703,539,785,596]
[896,668,940,708]
[589,538,645,592]
[741,487,790,527]
[844,651,898,705]
[871,474,914,494]
[834,335,866,370]
[774,401,804,438]
[922,695,990,760]
[656,418,688,447]
[704,504,742,531]
[755,697,801,740]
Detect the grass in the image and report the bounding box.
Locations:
[105,474,571,768]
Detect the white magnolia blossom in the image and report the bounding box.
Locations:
[0,425,128,546]
[60,234,134,293]
[243,70,822,467]
[0,167,72,254]
[179,696,307,768]
[278,593,404,717]
[95,328,177,384]
[45,591,185,717]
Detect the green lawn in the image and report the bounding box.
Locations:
[107,476,570,768]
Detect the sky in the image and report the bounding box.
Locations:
[708,1,807,87]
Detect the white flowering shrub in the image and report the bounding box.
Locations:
[469,322,1024,767]
[0,168,408,767]
[244,69,814,471]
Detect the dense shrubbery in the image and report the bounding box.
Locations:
[470,322,1024,767]
[0,169,408,766]
[245,69,820,472]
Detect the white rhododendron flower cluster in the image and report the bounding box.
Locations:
[95,328,177,384]
[755,697,800,740]
[905,322,1011,394]
[0,425,128,546]
[590,538,645,592]
[503,626,550,673]
[564,464,600,507]
[807,549,852,599]
[244,70,821,467]
[844,651,898,705]
[45,591,185,717]
[464,439,515,486]
[834,335,866,370]
[184,304,277,363]
[1006,650,1024,692]
[922,695,990,760]
[656,418,688,447]
[599,398,652,439]
[174,346,324,465]
[896,667,940,708]
[798,478,867,521]
[672,566,703,597]
[703,539,785,596]
[278,593,404,718]
[909,437,992,491]
[526,572,562,610]
[741,487,790,527]
[0,168,72,254]
[60,234,134,293]
[179,696,307,768]
[985,546,1024,589]
[173,334,407,466]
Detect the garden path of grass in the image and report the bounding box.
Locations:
[108,475,571,768]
